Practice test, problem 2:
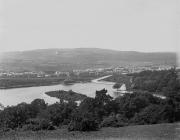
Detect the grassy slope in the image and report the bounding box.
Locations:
[1,123,179,140]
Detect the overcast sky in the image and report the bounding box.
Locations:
[0,0,178,52]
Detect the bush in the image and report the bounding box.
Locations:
[116,114,129,127]
[0,103,30,129]
[22,118,55,131]
[101,114,128,127]
[68,112,99,131]
[115,92,163,119]
[29,99,47,118]
[131,104,163,125]
[68,119,99,131]
[38,102,76,127]
[100,115,117,127]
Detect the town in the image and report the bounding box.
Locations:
[0,64,173,79]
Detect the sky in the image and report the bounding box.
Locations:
[0,0,179,53]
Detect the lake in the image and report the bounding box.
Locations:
[0,75,117,107]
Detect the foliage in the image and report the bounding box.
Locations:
[38,101,77,126]
[104,74,132,90]
[29,99,47,118]
[130,69,180,93]
[101,114,128,127]
[113,83,121,91]
[114,92,160,119]
[68,111,99,131]
[0,103,30,129]
[22,118,55,131]
[45,90,87,102]
[131,103,175,125]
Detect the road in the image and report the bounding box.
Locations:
[91,75,114,85]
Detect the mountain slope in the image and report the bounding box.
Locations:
[0,48,176,72]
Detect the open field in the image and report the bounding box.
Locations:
[0,78,65,89]
[0,123,179,140]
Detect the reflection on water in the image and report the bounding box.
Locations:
[0,76,116,107]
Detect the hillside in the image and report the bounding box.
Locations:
[0,48,176,72]
[1,123,179,140]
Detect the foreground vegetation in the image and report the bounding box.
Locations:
[0,69,179,139]
[0,123,179,140]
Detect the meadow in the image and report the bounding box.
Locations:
[0,123,179,140]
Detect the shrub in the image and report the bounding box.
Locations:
[115,92,163,119]
[100,115,117,127]
[38,102,76,127]
[29,99,47,118]
[116,114,129,127]
[0,103,30,129]
[101,114,128,127]
[68,112,99,131]
[22,118,55,131]
[131,104,163,125]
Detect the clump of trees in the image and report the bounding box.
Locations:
[104,74,132,90]
[113,83,121,91]
[0,69,180,132]
[45,90,87,102]
[129,69,180,94]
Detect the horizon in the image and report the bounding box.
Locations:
[0,47,177,54]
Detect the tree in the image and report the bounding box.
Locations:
[38,102,77,126]
[29,99,47,118]
[131,104,162,125]
[0,103,30,129]
[95,88,112,105]
[68,111,99,131]
[113,83,121,91]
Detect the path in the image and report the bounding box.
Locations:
[91,75,114,85]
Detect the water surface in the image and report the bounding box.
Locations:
[0,76,115,107]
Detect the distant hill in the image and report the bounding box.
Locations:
[0,48,176,72]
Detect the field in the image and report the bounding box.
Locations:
[0,123,179,140]
[0,78,65,89]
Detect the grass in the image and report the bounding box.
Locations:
[0,123,179,140]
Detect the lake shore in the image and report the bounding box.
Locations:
[0,75,115,107]
[0,82,63,89]
[0,75,111,90]
[0,77,92,89]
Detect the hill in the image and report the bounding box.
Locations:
[0,48,176,72]
[1,123,179,140]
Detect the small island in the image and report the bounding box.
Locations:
[45,90,87,102]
